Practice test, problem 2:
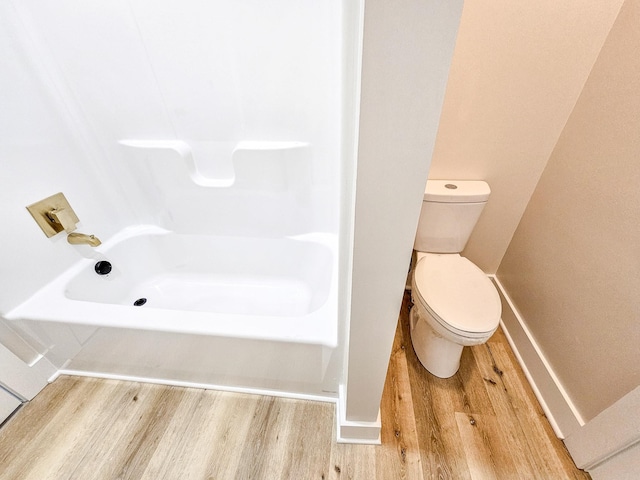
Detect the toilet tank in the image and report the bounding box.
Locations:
[414,180,491,253]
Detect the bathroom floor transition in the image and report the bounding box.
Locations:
[0,293,589,479]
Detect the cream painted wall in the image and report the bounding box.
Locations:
[497,0,640,422]
[428,0,625,273]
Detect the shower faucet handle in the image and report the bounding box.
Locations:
[48,207,77,233]
[26,192,81,238]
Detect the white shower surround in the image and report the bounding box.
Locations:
[5,0,347,401]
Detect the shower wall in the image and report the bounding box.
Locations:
[1,0,344,313]
[13,0,342,236]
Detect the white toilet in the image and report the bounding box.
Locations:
[409,180,502,378]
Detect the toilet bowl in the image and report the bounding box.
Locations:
[410,253,501,378]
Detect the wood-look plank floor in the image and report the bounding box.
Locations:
[0,293,590,479]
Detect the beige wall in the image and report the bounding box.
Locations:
[429,0,624,273]
[497,0,640,422]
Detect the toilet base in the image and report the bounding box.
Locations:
[409,307,463,378]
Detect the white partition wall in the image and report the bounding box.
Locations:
[339,0,464,442]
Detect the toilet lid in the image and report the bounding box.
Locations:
[414,254,501,334]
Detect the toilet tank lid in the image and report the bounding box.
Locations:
[424,180,491,203]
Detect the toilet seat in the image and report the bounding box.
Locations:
[413,254,501,337]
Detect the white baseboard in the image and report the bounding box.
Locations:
[490,275,584,439]
[335,384,381,444]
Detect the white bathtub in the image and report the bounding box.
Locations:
[7,226,341,399]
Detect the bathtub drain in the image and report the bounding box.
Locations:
[133,298,147,307]
[94,261,112,275]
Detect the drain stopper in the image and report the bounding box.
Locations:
[94,261,112,275]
